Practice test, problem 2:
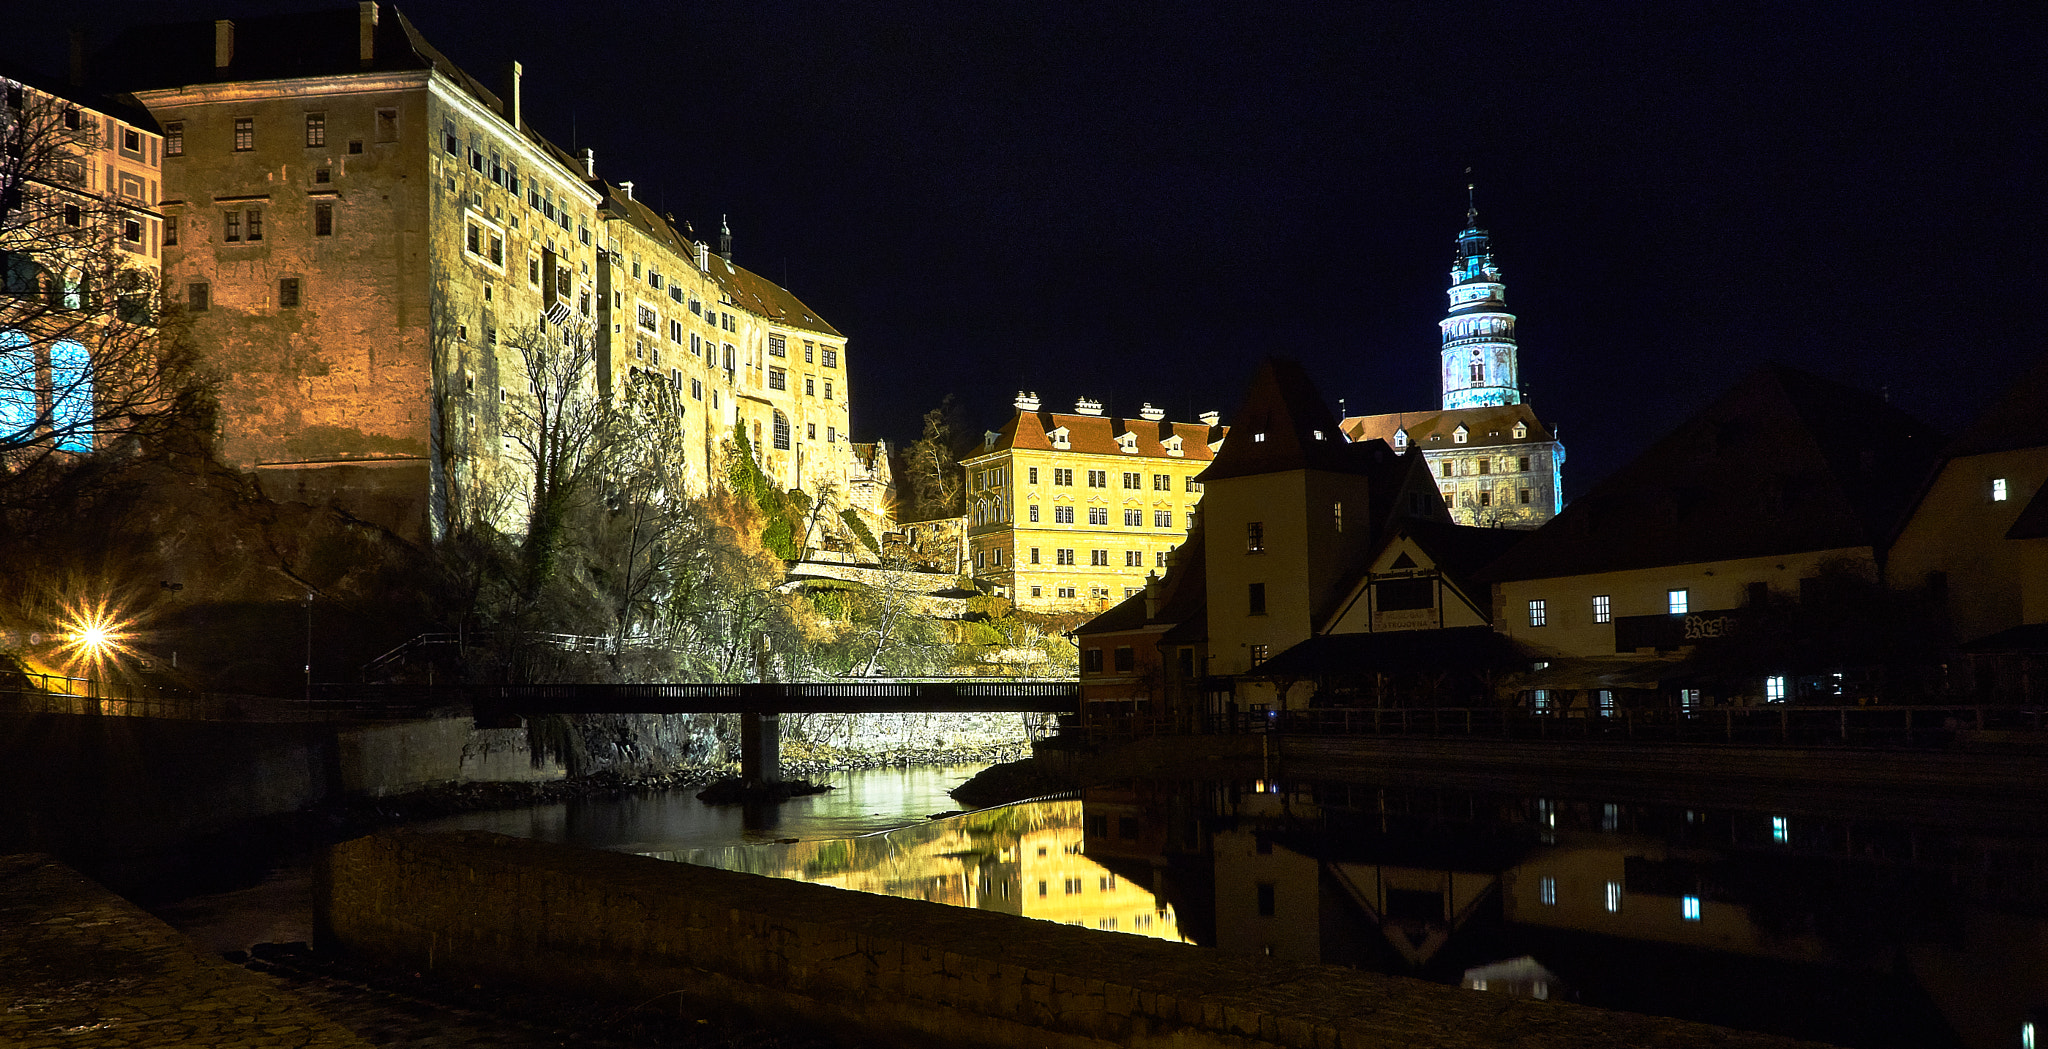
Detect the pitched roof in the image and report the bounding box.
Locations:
[1483,365,1944,582]
[968,408,1222,463]
[1197,358,1370,483]
[1077,528,1209,639]
[1396,520,1531,592]
[1943,350,2048,457]
[1344,402,1556,451]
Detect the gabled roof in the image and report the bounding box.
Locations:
[1944,350,2048,458]
[967,409,1222,463]
[599,180,842,338]
[1198,358,1358,483]
[1484,365,1944,582]
[1344,402,1556,451]
[1078,528,1209,640]
[95,6,472,99]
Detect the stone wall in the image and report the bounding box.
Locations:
[782,711,1031,753]
[319,830,1829,1049]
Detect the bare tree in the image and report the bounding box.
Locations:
[1,82,202,469]
[901,396,964,522]
[498,317,617,590]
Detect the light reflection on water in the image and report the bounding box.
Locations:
[654,799,1187,942]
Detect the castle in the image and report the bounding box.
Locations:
[1343,189,1566,528]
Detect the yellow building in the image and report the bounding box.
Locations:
[961,393,1224,613]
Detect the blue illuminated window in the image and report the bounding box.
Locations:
[1605,881,1623,913]
[1765,675,1787,702]
[1681,895,1702,921]
[1772,816,1788,843]
[1993,478,2009,502]
[1667,589,1689,614]
[1539,876,1556,905]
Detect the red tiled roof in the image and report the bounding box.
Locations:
[968,410,1224,463]
[1343,402,1556,450]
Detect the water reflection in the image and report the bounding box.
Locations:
[655,799,1189,942]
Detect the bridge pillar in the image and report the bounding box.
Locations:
[739,711,781,786]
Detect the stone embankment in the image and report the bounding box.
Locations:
[322,829,1838,1049]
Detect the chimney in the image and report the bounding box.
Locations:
[719,215,732,262]
[581,148,595,178]
[1139,403,1165,422]
[1013,391,1040,412]
[68,29,86,87]
[507,60,523,130]
[1199,410,1221,427]
[213,20,235,72]
[1074,397,1103,416]
[357,3,377,66]
[1143,573,1161,620]
[619,180,634,201]
[696,240,710,271]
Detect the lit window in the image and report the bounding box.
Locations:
[1090,549,1109,566]
[1088,507,1108,525]
[1667,588,1689,615]
[1605,881,1623,913]
[1532,689,1549,711]
[1681,896,1702,921]
[1250,644,1269,667]
[1528,599,1546,627]
[1247,521,1263,553]
[305,112,325,147]
[1055,506,1073,524]
[1124,509,1142,526]
[233,116,254,151]
[1593,594,1611,623]
[1771,816,1788,843]
[1765,675,1787,702]
[1057,549,1074,565]
[1539,876,1556,906]
[2024,1021,2035,1049]
[165,122,184,156]
[1993,477,2009,502]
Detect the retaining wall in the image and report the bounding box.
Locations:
[319,829,1829,1049]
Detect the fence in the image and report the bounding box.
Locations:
[1075,704,2048,747]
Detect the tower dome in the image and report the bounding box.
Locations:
[1440,185,1520,410]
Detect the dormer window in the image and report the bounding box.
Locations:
[1164,435,1184,457]
[1049,426,1071,450]
[984,430,1000,451]
[1512,422,1528,440]
[1253,433,1267,443]
[1117,432,1138,453]
[1394,430,1408,449]
[1453,424,1469,445]
[1312,430,1324,441]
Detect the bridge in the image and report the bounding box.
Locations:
[472,679,1079,786]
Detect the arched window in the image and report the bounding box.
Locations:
[772,410,791,450]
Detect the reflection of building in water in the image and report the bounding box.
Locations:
[655,800,1185,942]
[1017,826,1184,940]
[1461,955,1564,1000]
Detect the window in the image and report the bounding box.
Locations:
[1248,583,1266,616]
[1028,467,1039,485]
[187,282,209,311]
[1087,469,1107,488]
[1993,477,2009,502]
[772,411,791,450]
[691,379,702,400]
[165,122,183,156]
[376,108,398,142]
[1185,477,1201,493]
[1593,594,1611,623]
[245,209,262,242]
[1056,549,1074,565]
[314,166,331,184]
[1028,505,1039,523]
[975,550,985,569]
[1054,506,1074,524]
[1471,362,1484,382]
[1765,675,1787,702]
[1124,509,1142,526]
[278,278,300,308]
[1054,468,1073,486]
[1480,490,1491,507]
[1454,428,1468,444]
[822,346,838,367]
[1668,589,1689,615]
[1082,649,1102,673]
[1442,462,1453,478]
[1519,456,1531,472]
[805,377,815,396]
[233,116,253,151]
[1519,488,1531,504]
[1125,550,1141,566]
[1681,896,1702,921]
[1772,816,1789,843]
[768,333,786,357]
[1186,512,1196,529]
[1605,881,1623,913]
[766,367,787,392]
[1478,459,1491,475]
[1154,510,1171,528]
[1250,644,1269,667]
[122,218,143,245]
[1090,549,1109,566]
[1528,599,1546,627]
[1532,689,1550,711]
[1154,473,1170,490]
[1246,521,1263,553]
[314,202,333,236]
[1158,552,1169,567]
[1333,502,1342,532]
[305,113,325,147]
[223,210,240,242]
[1123,471,1141,489]
[163,217,178,246]
[1088,507,1108,525]
[636,304,657,332]
[1539,877,1557,906]
[1030,548,1040,564]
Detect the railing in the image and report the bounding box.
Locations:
[1165,704,2048,748]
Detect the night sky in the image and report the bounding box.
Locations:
[11,1,2045,495]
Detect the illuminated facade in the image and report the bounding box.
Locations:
[961,393,1224,613]
[1342,191,1566,528]
[0,74,165,454]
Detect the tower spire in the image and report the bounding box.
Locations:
[1439,185,1520,410]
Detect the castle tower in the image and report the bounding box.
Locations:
[1439,186,1520,410]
